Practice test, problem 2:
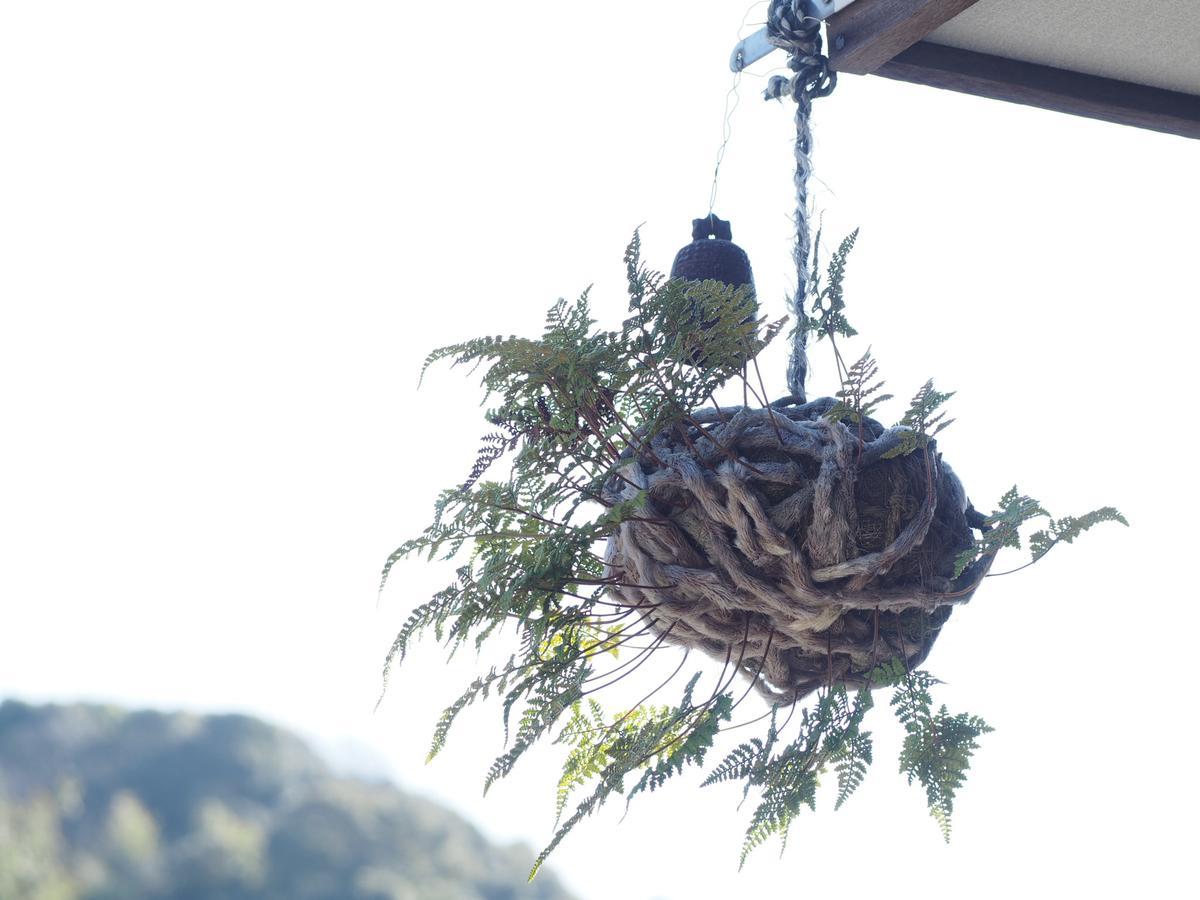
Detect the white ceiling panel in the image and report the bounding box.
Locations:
[930,0,1200,97]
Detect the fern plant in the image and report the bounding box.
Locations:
[380,231,1125,874]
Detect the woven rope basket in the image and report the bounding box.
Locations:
[603,396,986,705]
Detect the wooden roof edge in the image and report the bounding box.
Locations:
[874,42,1200,141]
[826,0,980,75]
[823,0,1199,140]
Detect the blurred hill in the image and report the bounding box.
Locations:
[0,700,576,900]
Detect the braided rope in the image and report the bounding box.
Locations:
[763,0,836,404]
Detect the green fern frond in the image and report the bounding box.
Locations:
[418,335,521,387]
[533,673,721,876]
[828,690,875,810]
[954,488,1125,578]
[826,347,893,425]
[1029,506,1129,561]
[428,672,495,763]
[702,739,765,787]
[881,379,955,459]
[627,691,732,802]
[831,731,873,810]
[891,669,991,841]
[806,228,860,343]
[735,686,872,867]
[376,590,462,709]
[487,662,589,794]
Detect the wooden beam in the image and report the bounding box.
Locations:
[826,0,980,75]
[873,42,1200,141]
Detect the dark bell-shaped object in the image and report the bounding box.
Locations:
[669,214,757,365]
[670,215,756,294]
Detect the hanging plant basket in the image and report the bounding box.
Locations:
[379,3,1126,875]
[604,395,986,705]
[382,225,1123,874]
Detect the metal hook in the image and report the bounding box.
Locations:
[729,0,858,72]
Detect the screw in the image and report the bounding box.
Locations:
[834,33,846,51]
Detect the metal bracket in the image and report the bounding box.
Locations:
[729,0,858,72]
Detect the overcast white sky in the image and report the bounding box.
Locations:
[2,3,1198,898]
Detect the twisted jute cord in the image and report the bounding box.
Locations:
[763,0,836,403]
[603,400,990,706]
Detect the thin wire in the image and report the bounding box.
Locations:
[707,70,743,217]
[707,1,769,217]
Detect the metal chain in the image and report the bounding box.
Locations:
[763,0,836,404]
